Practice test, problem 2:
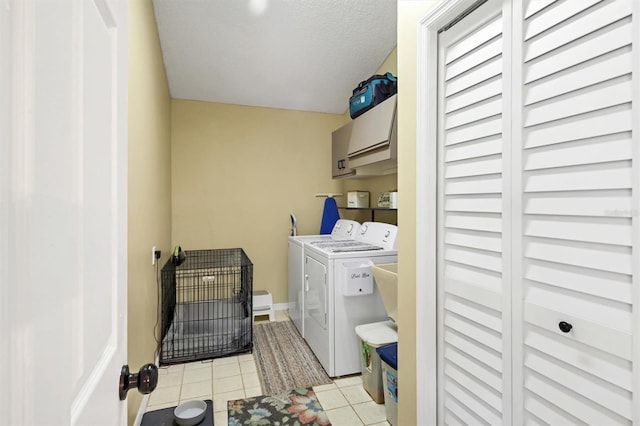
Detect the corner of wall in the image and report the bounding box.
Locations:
[127,0,172,423]
[397,2,439,426]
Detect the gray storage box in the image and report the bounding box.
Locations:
[377,343,398,426]
[354,320,397,403]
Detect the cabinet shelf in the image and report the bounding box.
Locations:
[339,207,397,222]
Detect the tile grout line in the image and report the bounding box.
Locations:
[148,315,389,425]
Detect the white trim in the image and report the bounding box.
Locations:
[133,355,159,426]
[631,0,640,423]
[416,1,484,424]
[509,1,524,424]
[274,302,290,311]
[133,393,150,426]
[500,2,513,422]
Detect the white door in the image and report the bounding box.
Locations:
[1,0,129,424]
[304,255,330,372]
[433,0,640,424]
[436,1,511,424]
[513,1,638,424]
[305,256,328,331]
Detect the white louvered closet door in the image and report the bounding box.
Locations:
[437,0,639,425]
[437,1,512,424]
[514,0,639,424]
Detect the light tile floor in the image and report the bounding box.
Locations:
[146,310,391,425]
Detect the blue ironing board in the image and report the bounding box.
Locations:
[319,197,340,234]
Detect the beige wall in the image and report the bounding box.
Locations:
[127,0,172,423]
[171,101,344,304]
[397,2,438,425]
[124,4,435,423]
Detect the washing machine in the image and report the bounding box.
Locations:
[287,219,360,337]
[303,222,398,377]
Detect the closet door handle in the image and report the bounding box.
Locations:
[305,274,309,292]
[558,321,573,333]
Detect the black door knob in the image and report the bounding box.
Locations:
[558,321,573,333]
[119,363,158,400]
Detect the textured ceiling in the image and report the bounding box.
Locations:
[152,0,397,114]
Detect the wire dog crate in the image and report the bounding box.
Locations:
[160,248,253,365]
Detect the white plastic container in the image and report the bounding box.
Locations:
[348,191,370,208]
[354,320,398,403]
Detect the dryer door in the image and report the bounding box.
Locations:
[304,254,332,374]
[305,256,327,331]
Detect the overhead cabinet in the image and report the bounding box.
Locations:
[331,94,397,179]
[434,0,640,424]
[331,121,355,178]
[348,94,397,169]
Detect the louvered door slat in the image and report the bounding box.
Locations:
[445,277,502,311]
[445,362,503,411]
[524,237,632,275]
[524,0,602,40]
[445,331,503,372]
[524,215,632,246]
[525,372,630,424]
[446,155,501,178]
[445,379,502,425]
[524,17,631,84]
[524,189,632,217]
[446,262,502,293]
[445,345,503,391]
[445,175,502,195]
[525,47,632,105]
[446,116,502,146]
[445,228,502,252]
[524,350,632,418]
[445,296,502,332]
[524,391,586,425]
[445,136,502,162]
[445,195,502,214]
[524,104,632,148]
[524,259,632,304]
[445,212,502,233]
[446,72,502,108]
[446,96,502,129]
[446,37,502,81]
[524,326,633,391]
[524,160,632,192]
[524,133,632,170]
[524,0,556,19]
[445,394,490,426]
[524,0,631,62]
[526,284,631,330]
[446,15,502,64]
[524,76,632,127]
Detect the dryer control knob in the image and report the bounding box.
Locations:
[361,224,368,234]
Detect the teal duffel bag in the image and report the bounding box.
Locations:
[349,72,397,119]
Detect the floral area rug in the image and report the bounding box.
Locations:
[228,387,331,426]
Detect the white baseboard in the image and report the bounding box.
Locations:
[274,302,290,311]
